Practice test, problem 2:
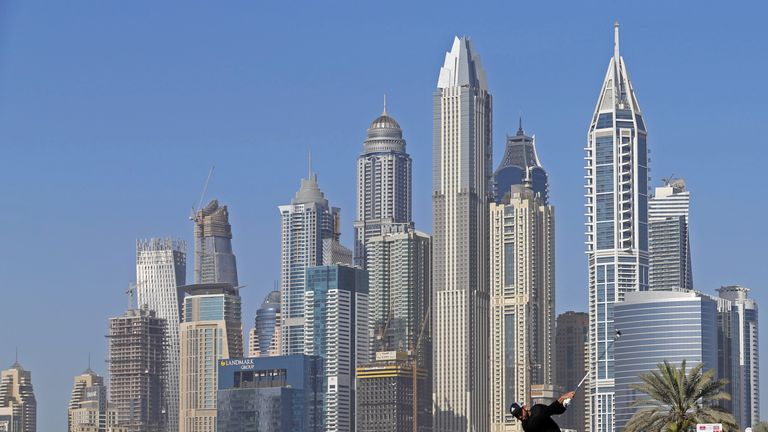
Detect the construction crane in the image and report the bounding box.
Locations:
[409,303,431,432]
[125,281,144,310]
[189,166,215,223]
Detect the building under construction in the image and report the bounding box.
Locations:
[356,351,430,432]
[107,307,167,432]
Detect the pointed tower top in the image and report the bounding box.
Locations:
[517,114,524,135]
[614,21,620,64]
[437,36,488,90]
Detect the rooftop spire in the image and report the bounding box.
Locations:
[614,21,620,65]
[307,148,313,179]
[517,114,524,135]
[382,93,387,115]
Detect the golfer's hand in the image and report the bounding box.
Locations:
[558,391,576,403]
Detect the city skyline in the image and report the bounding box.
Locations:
[1,2,766,430]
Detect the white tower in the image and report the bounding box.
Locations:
[432,36,492,432]
[584,23,649,432]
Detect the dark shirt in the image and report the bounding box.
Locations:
[520,400,566,432]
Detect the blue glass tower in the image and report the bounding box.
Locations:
[494,121,548,204]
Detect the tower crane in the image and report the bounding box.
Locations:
[409,303,431,432]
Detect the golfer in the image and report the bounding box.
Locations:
[509,391,575,432]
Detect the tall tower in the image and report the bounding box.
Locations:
[279,171,344,355]
[178,283,243,432]
[107,307,167,432]
[353,99,413,268]
[584,23,649,432]
[489,176,555,431]
[304,264,369,432]
[193,200,238,286]
[432,36,492,432]
[68,368,107,432]
[0,361,36,432]
[648,179,692,291]
[718,285,760,429]
[248,290,282,357]
[555,312,589,431]
[135,237,186,432]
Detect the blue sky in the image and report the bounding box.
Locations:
[0,1,766,428]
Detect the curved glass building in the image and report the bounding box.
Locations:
[494,123,548,204]
[248,291,281,357]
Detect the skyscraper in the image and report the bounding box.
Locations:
[135,237,186,432]
[178,283,243,432]
[717,285,760,429]
[68,368,107,432]
[279,171,344,355]
[353,100,413,268]
[304,264,369,432]
[614,291,718,431]
[107,307,166,432]
[247,290,281,357]
[648,179,692,291]
[432,35,492,432]
[555,312,589,431]
[489,176,555,431]
[584,23,649,432]
[0,361,36,432]
[193,200,238,286]
[494,122,548,204]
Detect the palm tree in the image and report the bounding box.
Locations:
[624,360,737,432]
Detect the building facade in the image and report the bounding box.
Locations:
[555,312,589,432]
[614,291,717,431]
[304,264,369,432]
[353,101,413,268]
[432,35,492,432]
[717,285,759,429]
[135,237,186,431]
[68,369,106,432]
[0,362,36,432]
[179,283,243,432]
[584,23,649,432]
[193,200,238,286]
[356,351,429,432]
[648,179,692,291]
[216,356,321,432]
[280,172,344,356]
[247,290,281,357]
[107,308,166,432]
[494,123,548,205]
[489,179,555,431]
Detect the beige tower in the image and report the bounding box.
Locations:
[179,283,242,432]
[0,362,36,432]
[489,181,555,431]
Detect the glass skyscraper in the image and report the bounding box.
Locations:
[248,290,281,357]
[494,122,548,205]
[193,200,238,286]
[216,355,321,432]
[432,35,492,432]
[648,179,692,291]
[614,291,717,431]
[584,23,649,432]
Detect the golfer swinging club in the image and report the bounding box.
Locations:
[509,330,621,432]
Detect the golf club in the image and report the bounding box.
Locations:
[563,330,621,407]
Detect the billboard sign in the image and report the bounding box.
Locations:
[697,424,722,432]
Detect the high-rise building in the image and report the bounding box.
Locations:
[614,291,718,431]
[367,230,431,360]
[178,283,243,432]
[489,178,555,431]
[135,237,186,431]
[584,23,649,432]
[107,307,167,432]
[0,361,36,432]
[432,35,492,432]
[68,368,108,432]
[216,355,322,432]
[494,122,549,205]
[279,171,345,356]
[247,290,281,358]
[353,100,413,268]
[648,179,692,291]
[193,200,238,286]
[717,285,759,429]
[304,264,369,432]
[555,312,589,432]
[356,351,429,432]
